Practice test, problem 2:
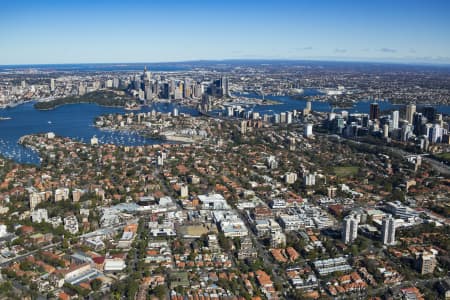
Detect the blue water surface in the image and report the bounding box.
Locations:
[0,101,198,164]
[1,93,449,165]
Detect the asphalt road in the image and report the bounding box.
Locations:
[0,242,61,268]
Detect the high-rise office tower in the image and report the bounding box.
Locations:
[287,111,293,124]
[153,81,159,98]
[369,103,380,120]
[201,93,211,112]
[184,78,192,98]
[413,112,425,135]
[193,83,203,98]
[113,77,120,89]
[383,124,389,138]
[430,123,443,143]
[406,103,416,124]
[304,123,313,138]
[221,76,229,97]
[174,84,183,100]
[50,78,55,92]
[169,79,176,95]
[342,214,359,244]
[145,86,153,101]
[381,215,396,245]
[133,78,141,91]
[280,112,287,123]
[423,106,436,123]
[162,83,170,99]
[391,110,399,129]
[240,120,247,134]
[142,66,151,82]
[211,79,223,97]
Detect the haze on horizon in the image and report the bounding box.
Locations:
[1,0,450,65]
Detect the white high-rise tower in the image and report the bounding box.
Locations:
[342,214,359,244]
[381,215,396,245]
[406,104,416,124]
[391,110,399,129]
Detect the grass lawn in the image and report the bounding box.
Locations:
[333,166,359,177]
[435,152,450,163]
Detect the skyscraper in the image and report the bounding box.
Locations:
[113,77,120,89]
[184,78,192,98]
[303,172,315,186]
[391,110,399,129]
[221,76,229,97]
[211,79,223,97]
[383,124,389,138]
[193,83,203,98]
[153,81,159,98]
[369,103,380,120]
[423,106,436,123]
[145,85,153,101]
[142,66,151,82]
[304,123,313,138]
[174,82,183,100]
[342,214,359,244]
[381,215,396,245]
[406,103,416,124]
[430,123,443,143]
[416,251,437,275]
[413,112,425,135]
[162,83,170,99]
[240,120,247,134]
[50,78,55,92]
[201,93,211,112]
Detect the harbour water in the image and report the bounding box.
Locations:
[238,92,450,115]
[0,101,198,164]
[1,94,449,165]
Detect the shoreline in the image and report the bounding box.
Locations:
[34,101,129,111]
[0,99,34,109]
[33,90,136,111]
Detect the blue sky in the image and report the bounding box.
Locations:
[1,0,449,65]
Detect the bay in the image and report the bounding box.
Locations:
[236,92,450,115]
[1,91,450,165]
[0,101,198,164]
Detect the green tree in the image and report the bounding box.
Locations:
[91,278,102,291]
[151,285,167,299]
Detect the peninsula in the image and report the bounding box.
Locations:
[34,90,137,110]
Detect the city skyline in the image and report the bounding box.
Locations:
[1,0,450,65]
[1,3,450,297]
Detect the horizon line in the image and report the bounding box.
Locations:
[1,58,450,68]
